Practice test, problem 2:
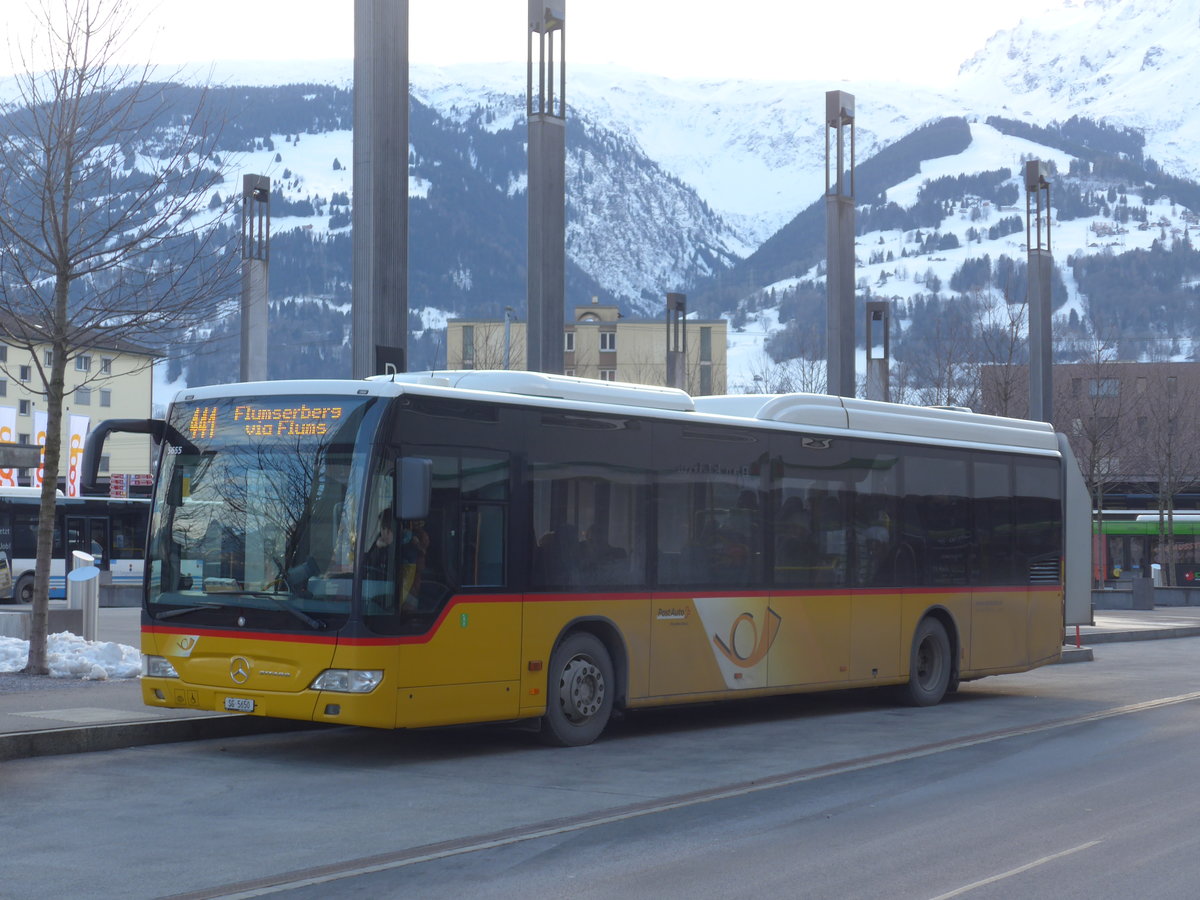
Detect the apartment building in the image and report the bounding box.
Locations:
[447,301,728,395]
[0,336,157,489]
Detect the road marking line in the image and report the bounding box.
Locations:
[176,689,1200,900]
[927,840,1102,900]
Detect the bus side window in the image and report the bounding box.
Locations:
[367,451,509,635]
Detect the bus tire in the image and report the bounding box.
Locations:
[900,617,951,707]
[14,574,34,605]
[540,632,614,747]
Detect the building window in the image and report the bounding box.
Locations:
[19,400,31,416]
[1089,379,1119,398]
[100,388,112,408]
[77,387,91,405]
[0,345,6,362]
[700,327,712,362]
[19,365,30,382]
[100,357,112,374]
[75,354,92,372]
[599,369,616,381]
[564,368,576,377]
[1168,376,1178,398]
[700,365,712,395]
[0,379,6,397]
[564,331,575,352]
[43,349,53,366]
[18,433,29,445]
[600,331,616,352]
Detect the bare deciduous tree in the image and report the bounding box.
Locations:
[975,289,1028,418]
[1140,372,1200,586]
[0,0,237,673]
[1051,332,1136,586]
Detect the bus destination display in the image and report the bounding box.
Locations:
[184,401,347,441]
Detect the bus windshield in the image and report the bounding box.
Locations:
[146,394,383,631]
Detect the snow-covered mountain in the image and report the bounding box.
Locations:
[958,0,1200,181]
[21,0,1200,387]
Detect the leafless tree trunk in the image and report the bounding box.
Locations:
[0,0,237,673]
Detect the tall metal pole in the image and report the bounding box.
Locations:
[1026,160,1053,423]
[352,0,409,378]
[240,174,270,382]
[504,306,514,370]
[825,91,856,398]
[527,1,566,374]
[865,300,890,402]
[666,292,687,390]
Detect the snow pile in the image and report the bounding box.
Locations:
[0,632,140,680]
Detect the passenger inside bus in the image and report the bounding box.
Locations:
[362,509,395,578]
[535,522,579,586]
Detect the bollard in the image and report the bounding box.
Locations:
[67,550,100,642]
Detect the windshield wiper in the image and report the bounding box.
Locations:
[156,602,224,620]
[242,592,327,631]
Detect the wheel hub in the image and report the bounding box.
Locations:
[559,655,605,723]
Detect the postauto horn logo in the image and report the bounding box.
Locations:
[694,598,782,689]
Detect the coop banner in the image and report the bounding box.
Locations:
[67,415,90,498]
[0,407,17,487]
[32,411,48,489]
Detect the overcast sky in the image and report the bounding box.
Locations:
[5,0,1064,84]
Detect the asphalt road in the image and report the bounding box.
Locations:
[6,639,1200,900]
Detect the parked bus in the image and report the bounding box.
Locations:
[128,372,1090,746]
[0,486,150,603]
[1096,511,1200,586]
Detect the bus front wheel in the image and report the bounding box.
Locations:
[541,632,614,747]
[900,617,951,707]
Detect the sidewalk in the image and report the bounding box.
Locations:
[0,607,310,762]
[4,606,1200,763]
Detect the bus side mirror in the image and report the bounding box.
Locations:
[396,457,432,520]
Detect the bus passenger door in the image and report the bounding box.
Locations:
[392,448,522,698]
[66,516,109,571]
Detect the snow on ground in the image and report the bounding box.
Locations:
[0,632,140,680]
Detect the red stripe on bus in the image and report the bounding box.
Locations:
[144,583,1063,647]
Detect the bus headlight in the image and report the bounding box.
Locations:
[310,669,383,693]
[142,655,180,678]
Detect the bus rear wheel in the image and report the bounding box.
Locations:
[540,632,614,747]
[14,575,34,605]
[900,617,951,707]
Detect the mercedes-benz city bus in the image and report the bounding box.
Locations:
[102,371,1090,746]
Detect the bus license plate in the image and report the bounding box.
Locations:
[224,697,255,713]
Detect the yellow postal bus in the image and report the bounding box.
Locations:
[124,372,1089,746]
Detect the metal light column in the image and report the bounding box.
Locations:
[1025,160,1053,423]
[352,0,409,378]
[865,300,890,402]
[666,292,687,390]
[240,175,270,382]
[825,91,856,398]
[504,306,514,370]
[527,1,566,374]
